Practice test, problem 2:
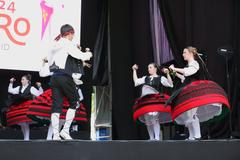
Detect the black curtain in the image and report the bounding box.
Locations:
[92,0,109,86]
[231,0,240,136]
[110,0,154,140]
[110,0,137,140]
[81,0,103,133]
[158,0,240,138]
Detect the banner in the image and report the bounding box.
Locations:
[0,0,81,71]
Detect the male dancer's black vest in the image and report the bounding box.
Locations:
[63,55,85,76]
[50,55,84,76]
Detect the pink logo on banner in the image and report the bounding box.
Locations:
[40,0,53,39]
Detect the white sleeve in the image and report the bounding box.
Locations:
[161,76,173,88]
[66,45,92,61]
[134,76,146,87]
[39,64,52,77]
[8,84,20,94]
[183,61,199,76]
[30,87,43,96]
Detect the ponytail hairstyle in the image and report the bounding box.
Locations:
[55,24,75,41]
[186,46,211,80]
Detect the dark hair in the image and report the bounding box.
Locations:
[22,74,31,83]
[55,24,75,41]
[148,62,163,75]
[60,24,74,35]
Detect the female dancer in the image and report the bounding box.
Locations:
[168,46,230,140]
[132,63,173,140]
[6,74,43,140]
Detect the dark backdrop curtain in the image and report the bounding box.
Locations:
[92,0,109,86]
[79,0,99,134]
[111,0,154,139]
[110,0,138,140]
[158,0,240,138]
[231,0,240,137]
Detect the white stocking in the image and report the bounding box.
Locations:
[20,124,26,139]
[46,124,53,140]
[61,109,76,134]
[51,113,60,138]
[186,122,194,140]
[153,122,161,140]
[192,116,201,139]
[146,125,154,140]
[20,123,30,141]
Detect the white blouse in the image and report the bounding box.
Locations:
[134,76,172,97]
[183,60,199,77]
[8,83,43,97]
[134,76,173,88]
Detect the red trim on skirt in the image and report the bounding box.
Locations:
[133,104,171,121]
[6,101,33,126]
[172,94,230,120]
[132,93,171,122]
[6,89,88,126]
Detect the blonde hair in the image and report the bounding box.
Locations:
[185,46,211,79]
[186,46,198,59]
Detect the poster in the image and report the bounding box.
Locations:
[0,0,81,71]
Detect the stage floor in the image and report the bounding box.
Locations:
[0,139,240,160]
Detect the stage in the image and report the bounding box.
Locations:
[0,139,240,160]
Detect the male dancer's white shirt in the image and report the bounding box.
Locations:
[39,38,92,84]
[48,38,92,69]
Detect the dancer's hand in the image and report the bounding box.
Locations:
[42,57,48,63]
[10,78,16,83]
[77,44,82,50]
[85,48,90,52]
[36,82,42,87]
[85,48,93,58]
[162,68,169,74]
[83,62,92,68]
[132,64,138,70]
[169,64,175,71]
